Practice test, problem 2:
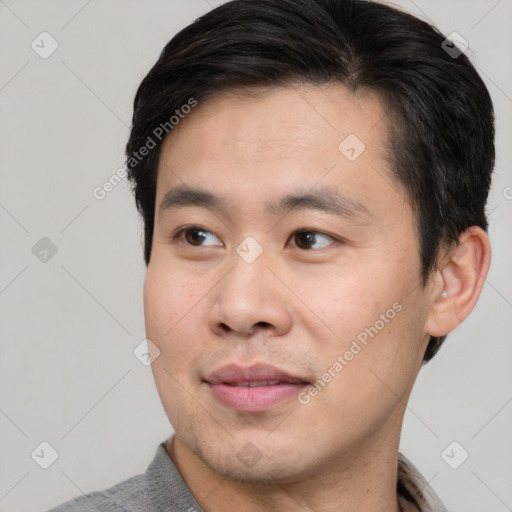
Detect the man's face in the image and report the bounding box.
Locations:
[144,84,432,482]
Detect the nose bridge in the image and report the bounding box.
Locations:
[234,234,266,266]
[226,236,273,300]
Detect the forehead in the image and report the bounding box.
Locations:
[160,83,388,164]
[155,84,405,221]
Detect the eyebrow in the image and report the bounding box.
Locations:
[158,184,372,221]
[266,187,372,221]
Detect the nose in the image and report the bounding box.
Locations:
[208,252,293,339]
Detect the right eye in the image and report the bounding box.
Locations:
[173,227,223,247]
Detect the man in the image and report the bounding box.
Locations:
[49,0,494,510]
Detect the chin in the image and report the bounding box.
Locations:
[194,436,317,485]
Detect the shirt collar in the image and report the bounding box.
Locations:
[397,452,448,512]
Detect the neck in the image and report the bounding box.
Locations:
[166,432,403,512]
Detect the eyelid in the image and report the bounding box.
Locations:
[292,228,336,239]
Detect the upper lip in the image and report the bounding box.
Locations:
[204,363,310,385]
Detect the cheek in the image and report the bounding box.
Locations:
[308,259,426,382]
[300,269,389,339]
[326,287,426,408]
[144,263,209,419]
[143,262,206,357]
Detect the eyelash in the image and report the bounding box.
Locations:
[170,226,338,251]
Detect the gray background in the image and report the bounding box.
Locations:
[0,0,511,510]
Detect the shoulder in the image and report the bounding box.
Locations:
[47,441,203,512]
[47,473,147,512]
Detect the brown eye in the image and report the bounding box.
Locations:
[181,228,221,247]
[184,229,206,245]
[291,230,334,250]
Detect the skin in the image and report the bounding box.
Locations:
[143,83,491,512]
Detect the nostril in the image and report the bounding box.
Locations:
[217,321,272,334]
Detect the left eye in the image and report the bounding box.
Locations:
[289,230,335,250]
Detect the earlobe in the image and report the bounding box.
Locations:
[425,227,491,337]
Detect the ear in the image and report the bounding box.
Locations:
[425,226,491,337]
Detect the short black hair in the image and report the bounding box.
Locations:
[125,0,495,362]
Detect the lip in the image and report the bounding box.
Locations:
[204,363,310,412]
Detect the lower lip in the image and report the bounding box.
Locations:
[206,382,307,411]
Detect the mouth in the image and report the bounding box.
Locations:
[222,380,294,387]
[203,363,310,412]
